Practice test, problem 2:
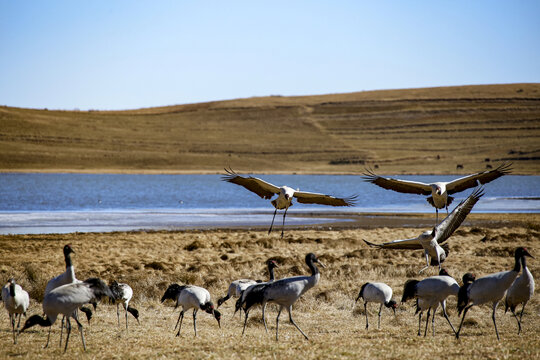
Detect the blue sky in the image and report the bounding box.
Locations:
[1,1,539,110]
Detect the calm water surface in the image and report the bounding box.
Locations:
[1,173,538,234]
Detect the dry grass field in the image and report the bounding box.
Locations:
[1,83,540,175]
[1,215,539,359]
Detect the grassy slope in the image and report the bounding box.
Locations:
[1,83,539,174]
[0,220,538,359]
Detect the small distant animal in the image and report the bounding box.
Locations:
[456,164,464,170]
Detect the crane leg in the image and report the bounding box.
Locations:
[241,309,250,336]
[456,305,472,339]
[117,303,120,326]
[275,306,283,341]
[175,311,185,336]
[280,207,289,239]
[124,303,129,332]
[262,302,269,333]
[378,303,383,329]
[417,312,422,336]
[492,302,500,341]
[64,318,71,353]
[424,308,431,337]
[364,302,369,330]
[268,208,278,234]
[517,302,527,334]
[441,301,456,335]
[192,309,198,337]
[10,314,16,344]
[74,316,86,351]
[288,306,309,341]
[59,315,65,347]
[419,251,430,273]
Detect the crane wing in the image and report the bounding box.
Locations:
[363,238,422,250]
[221,168,279,199]
[435,186,485,244]
[294,191,357,207]
[446,163,512,194]
[362,169,432,195]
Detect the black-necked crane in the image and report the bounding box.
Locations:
[505,250,535,334]
[43,244,92,347]
[240,253,325,340]
[109,280,140,331]
[2,278,30,344]
[234,259,279,332]
[220,259,278,308]
[401,269,460,336]
[364,187,484,273]
[21,278,112,353]
[363,163,511,223]
[355,282,397,330]
[456,247,533,340]
[160,284,221,337]
[222,168,357,238]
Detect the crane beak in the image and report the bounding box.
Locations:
[316,259,326,268]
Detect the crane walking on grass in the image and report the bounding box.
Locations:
[364,187,484,273]
[505,249,535,334]
[44,244,93,348]
[21,278,112,353]
[362,163,511,224]
[220,259,279,309]
[109,280,140,332]
[401,269,460,336]
[2,279,30,344]
[161,284,221,337]
[222,168,357,238]
[355,282,397,330]
[238,253,325,340]
[456,247,534,340]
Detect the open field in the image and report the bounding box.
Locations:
[1,214,539,359]
[1,83,540,174]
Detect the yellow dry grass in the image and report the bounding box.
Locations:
[0,216,539,359]
[1,83,540,174]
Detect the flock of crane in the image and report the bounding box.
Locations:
[2,162,535,352]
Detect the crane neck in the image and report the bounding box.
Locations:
[268,266,275,281]
[520,255,528,271]
[513,252,522,273]
[64,251,73,269]
[306,258,319,276]
[9,282,16,297]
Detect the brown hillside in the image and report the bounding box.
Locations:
[1,83,539,174]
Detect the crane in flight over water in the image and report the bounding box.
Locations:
[221,168,357,238]
[362,163,511,224]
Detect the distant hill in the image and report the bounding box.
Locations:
[1,83,539,174]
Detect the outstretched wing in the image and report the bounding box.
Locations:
[446,163,512,194]
[221,168,280,199]
[363,238,422,250]
[435,186,485,244]
[362,169,432,195]
[294,191,357,207]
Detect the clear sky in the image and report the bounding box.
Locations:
[1,1,539,110]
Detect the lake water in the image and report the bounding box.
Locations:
[0,173,538,234]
